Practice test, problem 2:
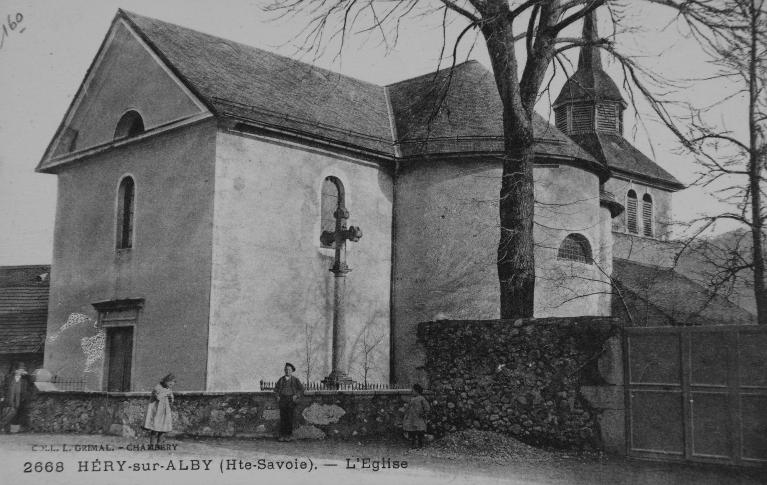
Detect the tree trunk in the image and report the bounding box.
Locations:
[497,143,537,319]
[747,0,767,324]
[482,15,537,319]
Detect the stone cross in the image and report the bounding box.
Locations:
[320,206,362,388]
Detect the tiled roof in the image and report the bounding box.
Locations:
[0,287,50,313]
[0,265,50,354]
[120,11,606,177]
[0,265,50,287]
[551,11,681,189]
[45,10,684,184]
[553,12,624,108]
[553,69,624,108]
[612,259,754,326]
[569,133,684,189]
[0,314,47,354]
[387,61,608,179]
[122,10,395,156]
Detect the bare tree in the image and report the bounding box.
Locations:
[358,325,386,385]
[267,0,729,319]
[303,316,323,382]
[681,0,767,323]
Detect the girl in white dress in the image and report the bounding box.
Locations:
[144,373,175,445]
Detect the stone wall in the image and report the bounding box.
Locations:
[28,390,412,441]
[417,317,624,452]
[392,158,609,385]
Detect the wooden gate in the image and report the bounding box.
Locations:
[624,325,767,465]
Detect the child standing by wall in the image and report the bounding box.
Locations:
[145,373,175,446]
[403,383,430,448]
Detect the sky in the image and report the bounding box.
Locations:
[0,0,750,265]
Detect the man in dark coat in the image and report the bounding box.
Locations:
[2,363,30,432]
[273,362,304,441]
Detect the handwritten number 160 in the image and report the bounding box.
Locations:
[1,13,25,50]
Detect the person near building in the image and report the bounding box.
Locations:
[1,362,30,432]
[274,362,304,441]
[144,373,175,446]
[403,383,430,448]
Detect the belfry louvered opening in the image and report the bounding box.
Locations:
[571,105,594,133]
[627,190,638,234]
[642,194,653,237]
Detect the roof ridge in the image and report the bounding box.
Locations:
[385,59,482,88]
[119,9,387,91]
[0,265,50,269]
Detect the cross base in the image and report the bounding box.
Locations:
[322,370,355,389]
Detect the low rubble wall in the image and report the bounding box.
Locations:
[417,317,624,452]
[28,389,413,441]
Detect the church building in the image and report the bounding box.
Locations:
[38,10,688,391]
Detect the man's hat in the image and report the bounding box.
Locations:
[284,362,296,372]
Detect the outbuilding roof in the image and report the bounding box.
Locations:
[612,259,754,326]
[0,265,50,354]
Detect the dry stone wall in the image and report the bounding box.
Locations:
[28,391,412,441]
[417,317,623,451]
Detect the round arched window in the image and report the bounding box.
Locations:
[116,176,135,250]
[114,110,145,140]
[557,234,592,264]
[320,176,345,249]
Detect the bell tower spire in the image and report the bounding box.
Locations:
[553,10,625,136]
[578,10,603,71]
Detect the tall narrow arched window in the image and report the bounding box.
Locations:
[557,234,593,264]
[626,190,638,234]
[116,177,135,249]
[320,177,344,249]
[114,110,145,140]
[642,194,654,237]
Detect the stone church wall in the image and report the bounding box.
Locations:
[605,177,673,240]
[392,158,610,385]
[612,232,681,268]
[44,121,217,391]
[207,130,393,390]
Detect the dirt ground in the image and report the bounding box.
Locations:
[0,433,763,485]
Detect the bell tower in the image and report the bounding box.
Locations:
[553,11,626,136]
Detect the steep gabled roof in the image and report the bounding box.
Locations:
[42,9,685,184]
[121,11,603,172]
[121,10,395,156]
[569,133,684,190]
